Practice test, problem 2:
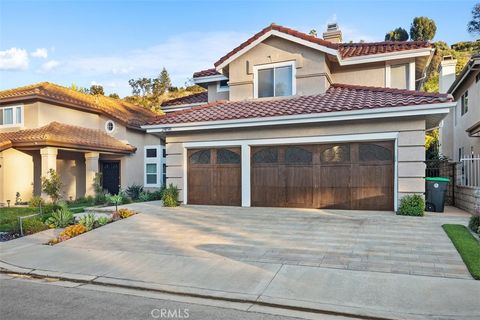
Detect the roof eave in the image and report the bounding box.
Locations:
[143,101,455,133]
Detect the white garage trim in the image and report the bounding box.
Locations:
[182,131,399,210]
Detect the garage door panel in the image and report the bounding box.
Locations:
[251,142,394,211]
[188,148,241,206]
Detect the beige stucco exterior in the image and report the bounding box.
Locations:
[164,117,427,209]
[0,100,162,204]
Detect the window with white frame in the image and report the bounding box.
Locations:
[217,80,229,92]
[0,105,23,127]
[254,61,295,98]
[461,90,468,116]
[144,146,163,187]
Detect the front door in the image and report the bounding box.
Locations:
[101,161,120,195]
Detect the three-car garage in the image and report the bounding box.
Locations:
[187,141,394,211]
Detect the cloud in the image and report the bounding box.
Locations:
[50,31,249,87]
[31,48,48,58]
[37,60,60,73]
[0,48,29,70]
[322,15,375,43]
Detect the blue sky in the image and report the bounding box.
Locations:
[0,0,477,97]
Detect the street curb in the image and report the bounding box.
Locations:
[0,262,398,320]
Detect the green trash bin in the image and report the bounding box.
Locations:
[425,177,449,212]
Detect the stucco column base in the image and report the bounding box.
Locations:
[0,151,4,203]
[85,152,100,197]
[40,147,58,201]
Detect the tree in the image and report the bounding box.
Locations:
[410,16,437,41]
[468,3,480,35]
[89,84,104,95]
[41,169,63,204]
[385,27,409,41]
[108,93,120,99]
[153,67,172,96]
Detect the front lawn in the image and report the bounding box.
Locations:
[443,224,480,280]
[0,207,38,232]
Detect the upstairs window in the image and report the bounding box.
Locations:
[144,146,163,188]
[0,105,23,127]
[254,61,295,98]
[461,91,468,116]
[217,80,229,92]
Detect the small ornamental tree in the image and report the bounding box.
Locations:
[385,27,409,41]
[410,16,437,41]
[41,169,63,204]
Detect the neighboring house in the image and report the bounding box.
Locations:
[143,23,455,211]
[438,55,480,213]
[439,55,480,161]
[0,82,164,205]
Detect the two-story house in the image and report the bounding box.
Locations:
[144,23,455,211]
[0,83,163,205]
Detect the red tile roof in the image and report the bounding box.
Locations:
[193,69,221,78]
[147,84,452,125]
[0,122,136,153]
[162,91,208,107]
[0,82,157,128]
[338,41,431,59]
[210,23,432,69]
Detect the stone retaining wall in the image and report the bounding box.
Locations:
[454,185,480,214]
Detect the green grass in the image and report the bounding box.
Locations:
[442,224,480,280]
[0,207,38,232]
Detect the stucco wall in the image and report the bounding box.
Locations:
[330,61,386,87]
[0,148,34,203]
[451,73,480,161]
[164,118,426,207]
[228,36,331,101]
[207,83,229,102]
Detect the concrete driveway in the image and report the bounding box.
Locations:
[63,204,470,279]
[1,202,478,320]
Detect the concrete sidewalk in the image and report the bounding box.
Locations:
[1,234,479,319]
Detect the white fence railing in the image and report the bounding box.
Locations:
[459,155,480,187]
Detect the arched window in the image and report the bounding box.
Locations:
[321,145,350,163]
[190,149,211,164]
[359,144,392,161]
[252,147,278,164]
[285,146,312,163]
[217,149,240,164]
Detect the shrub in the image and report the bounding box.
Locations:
[397,195,425,216]
[94,193,108,205]
[126,184,144,200]
[22,217,48,235]
[139,191,152,202]
[108,194,123,212]
[162,184,179,207]
[41,169,63,204]
[118,208,135,219]
[60,224,87,238]
[45,206,74,228]
[43,203,62,214]
[96,216,111,226]
[29,196,45,208]
[150,188,164,200]
[78,213,95,231]
[469,216,480,234]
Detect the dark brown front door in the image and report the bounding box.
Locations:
[101,161,120,195]
[251,142,394,210]
[187,148,241,206]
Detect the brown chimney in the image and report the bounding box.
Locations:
[323,23,342,43]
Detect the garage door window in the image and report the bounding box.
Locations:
[216,149,241,164]
[359,144,392,161]
[285,146,312,163]
[190,149,210,164]
[321,145,350,162]
[252,147,278,163]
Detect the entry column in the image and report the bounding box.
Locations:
[40,147,58,200]
[85,152,100,197]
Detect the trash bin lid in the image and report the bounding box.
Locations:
[425,177,450,182]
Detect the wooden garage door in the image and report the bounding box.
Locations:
[187,148,241,206]
[251,142,394,210]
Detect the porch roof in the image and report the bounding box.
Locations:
[0,122,136,154]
